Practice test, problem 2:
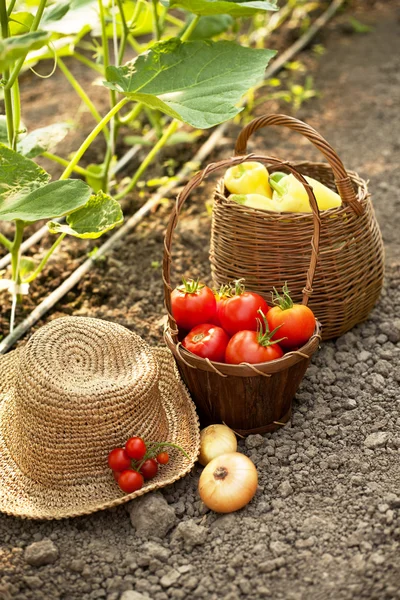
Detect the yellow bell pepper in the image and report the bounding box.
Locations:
[229,194,278,212]
[224,161,272,198]
[270,173,342,213]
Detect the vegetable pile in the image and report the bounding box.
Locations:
[171,278,316,365]
[108,437,189,494]
[197,424,258,513]
[225,161,342,213]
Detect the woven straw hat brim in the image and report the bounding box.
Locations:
[0,347,200,520]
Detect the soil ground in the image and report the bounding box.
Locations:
[1,2,400,599]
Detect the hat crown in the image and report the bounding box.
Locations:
[3,317,169,487]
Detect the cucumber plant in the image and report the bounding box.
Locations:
[0,0,278,332]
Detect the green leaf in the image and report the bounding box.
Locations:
[0,143,50,205]
[42,2,70,25]
[0,31,51,70]
[42,0,98,35]
[0,179,91,223]
[25,36,75,68]
[17,122,71,158]
[48,191,123,239]
[160,0,278,17]
[8,12,34,36]
[188,15,234,40]
[105,39,276,129]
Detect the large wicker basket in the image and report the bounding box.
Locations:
[210,114,384,340]
[163,156,321,436]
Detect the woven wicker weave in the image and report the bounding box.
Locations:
[0,317,200,520]
[210,114,384,340]
[163,156,321,435]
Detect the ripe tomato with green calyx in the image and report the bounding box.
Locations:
[125,436,146,461]
[225,310,284,364]
[219,279,270,336]
[267,283,316,349]
[108,448,131,472]
[140,458,159,480]
[118,469,144,493]
[182,323,230,362]
[171,278,216,331]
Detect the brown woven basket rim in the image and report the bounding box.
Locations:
[0,347,200,520]
[164,321,321,378]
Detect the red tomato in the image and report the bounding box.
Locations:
[267,284,315,349]
[140,459,159,480]
[171,279,216,331]
[156,452,169,465]
[113,471,122,482]
[125,437,147,461]
[118,469,144,493]
[225,330,284,364]
[219,292,269,336]
[267,304,315,349]
[108,448,131,472]
[182,324,230,362]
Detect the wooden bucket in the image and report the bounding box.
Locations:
[210,114,384,341]
[163,156,322,436]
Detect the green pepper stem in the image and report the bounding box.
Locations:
[269,178,286,197]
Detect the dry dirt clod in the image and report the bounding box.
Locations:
[24,539,59,567]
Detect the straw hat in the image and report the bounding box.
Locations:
[0,317,200,520]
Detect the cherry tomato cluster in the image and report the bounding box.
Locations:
[108,437,172,494]
[171,279,316,365]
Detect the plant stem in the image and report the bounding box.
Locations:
[98,0,117,192]
[119,101,143,125]
[22,234,66,284]
[57,57,109,142]
[180,14,200,41]
[0,0,14,148]
[152,0,161,41]
[5,0,47,90]
[165,13,185,28]
[73,51,104,74]
[59,97,129,180]
[42,152,103,179]
[11,76,20,149]
[6,0,16,16]
[2,76,14,147]
[0,231,12,251]
[115,119,179,200]
[10,219,24,309]
[116,0,128,64]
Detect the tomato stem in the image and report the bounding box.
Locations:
[256,309,286,346]
[178,277,204,294]
[233,278,246,296]
[272,282,293,311]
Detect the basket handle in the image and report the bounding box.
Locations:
[234,114,363,216]
[163,154,321,343]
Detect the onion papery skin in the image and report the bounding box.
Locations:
[198,452,258,513]
[198,424,237,466]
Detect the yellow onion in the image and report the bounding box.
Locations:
[198,424,237,466]
[198,452,258,513]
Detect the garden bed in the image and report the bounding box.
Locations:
[0,1,400,599]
